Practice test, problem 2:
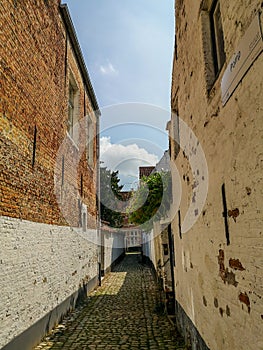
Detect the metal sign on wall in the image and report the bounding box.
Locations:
[221,12,263,106]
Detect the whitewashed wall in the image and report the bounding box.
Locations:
[101,229,125,274]
[0,216,99,349]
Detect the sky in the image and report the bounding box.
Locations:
[62,1,175,189]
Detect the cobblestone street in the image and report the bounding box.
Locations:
[35,253,186,350]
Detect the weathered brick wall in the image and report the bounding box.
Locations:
[0,216,98,349]
[171,1,263,349]
[0,1,100,348]
[0,0,98,226]
[1,0,65,223]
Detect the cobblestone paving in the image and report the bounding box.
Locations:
[35,253,186,350]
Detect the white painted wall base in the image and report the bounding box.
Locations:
[0,216,99,349]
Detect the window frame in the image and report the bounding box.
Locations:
[67,73,79,144]
[209,0,226,76]
[200,0,226,91]
[68,82,75,137]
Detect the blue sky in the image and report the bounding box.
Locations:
[62,1,175,188]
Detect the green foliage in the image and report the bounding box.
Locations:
[100,168,124,228]
[127,171,172,232]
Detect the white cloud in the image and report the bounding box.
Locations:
[100,136,158,183]
[99,61,118,76]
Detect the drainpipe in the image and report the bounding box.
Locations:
[96,110,102,286]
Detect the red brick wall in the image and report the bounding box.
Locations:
[139,166,155,178]
[0,0,98,227]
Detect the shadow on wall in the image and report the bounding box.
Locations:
[1,273,98,350]
[101,230,125,276]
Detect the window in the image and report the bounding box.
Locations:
[87,115,94,167]
[68,83,75,136]
[201,0,226,89]
[32,125,37,168]
[210,0,226,75]
[67,75,79,142]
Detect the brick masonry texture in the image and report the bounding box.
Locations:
[0,0,98,226]
[0,216,98,349]
[170,0,263,349]
[0,1,102,348]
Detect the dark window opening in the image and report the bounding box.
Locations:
[210,0,226,75]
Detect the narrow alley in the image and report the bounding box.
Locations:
[34,253,186,350]
[1,1,262,349]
